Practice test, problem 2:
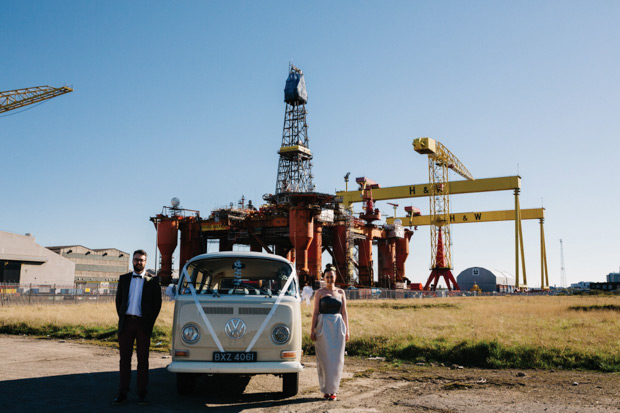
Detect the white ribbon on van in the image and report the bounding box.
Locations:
[244,273,297,352]
[180,266,298,354]
[181,266,225,353]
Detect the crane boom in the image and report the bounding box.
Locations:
[413,137,474,180]
[337,176,520,207]
[0,85,73,113]
[386,208,544,226]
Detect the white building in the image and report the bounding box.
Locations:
[0,231,74,286]
[47,245,129,285]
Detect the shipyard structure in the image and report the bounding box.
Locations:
[152,65,414,288]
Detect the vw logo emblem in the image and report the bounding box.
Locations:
[225,318,247,339]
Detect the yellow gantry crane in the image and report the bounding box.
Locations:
[413,137,474,291]
[338,172,547,290]
[385,208,548,290]
[0,85,73,114]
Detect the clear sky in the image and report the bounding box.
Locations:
[2,1,618,287]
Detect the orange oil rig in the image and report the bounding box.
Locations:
[151,65,415,288]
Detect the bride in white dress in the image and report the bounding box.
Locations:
[310,266,349,401]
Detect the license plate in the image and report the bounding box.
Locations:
[213,351,257,362]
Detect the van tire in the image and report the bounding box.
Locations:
[282,372,299,397]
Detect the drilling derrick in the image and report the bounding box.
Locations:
[414,137,474,291]
[268,64,323,285]
[275,65,313,198]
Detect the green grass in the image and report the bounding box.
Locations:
[302,336,620,372]
[0,322,171,351]
[13,320,614,372]
[569,304,620,312]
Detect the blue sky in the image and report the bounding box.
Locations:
[1,1,618,287]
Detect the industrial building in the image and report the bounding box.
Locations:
[47,245,129,286]
[569,281,591,290]
[589,272,620,292]
[608,272,620,283]
[0,231,74,286]
[590,282,620,292]
[0,230,129,291]
[456,267,515,293]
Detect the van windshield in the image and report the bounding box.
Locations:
[178,257,297,297]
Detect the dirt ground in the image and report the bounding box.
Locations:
[2,334,620,412]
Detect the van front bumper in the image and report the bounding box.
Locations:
[167,360,303,374]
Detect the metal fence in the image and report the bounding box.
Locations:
[342,288,539,300]
[0,283,121,306]
[2,282,555,306]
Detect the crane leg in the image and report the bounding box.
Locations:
[424,268,460,291]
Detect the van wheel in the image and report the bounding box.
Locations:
[282,372,299,397]
[176,373,197,395]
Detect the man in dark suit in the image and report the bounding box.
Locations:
[113,249,162,405]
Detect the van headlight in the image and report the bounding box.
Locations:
[271,325,290,344]
[181,323,200,344]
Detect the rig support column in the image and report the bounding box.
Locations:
[357,237,373,286]
[219,237,233,252]
[333,224,348,284]
[395,230,413,282]
[308,223,323,283]
[289,206,314,285]
[179,217,202,270]
[377,240,395,288]
[155,217,179,286]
